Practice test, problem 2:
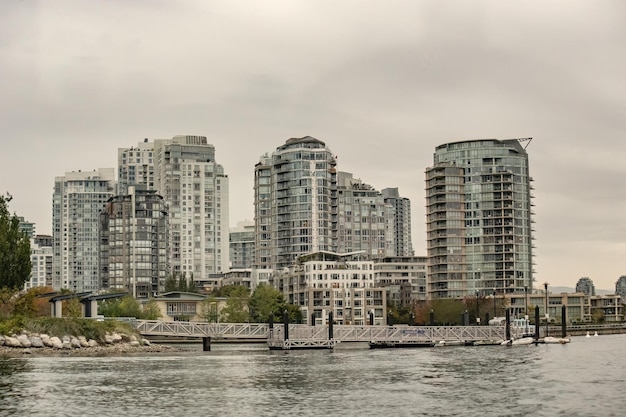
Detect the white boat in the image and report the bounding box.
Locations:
[544,336,570,344]
[586,331,590,337]
[511,337,534,345]
[594,331,599,336]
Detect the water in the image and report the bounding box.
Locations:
[2,334,625,416]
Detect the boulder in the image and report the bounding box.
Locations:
[111,333,123,343]
[88,339,99,348]
[120,333,131,342]
[49,337,63,349]
[0,335,5,346]
[62,335,71,343]
[29,336,44,348]
[62,341,72,349]
[70,337,82,348]
[141,339,152,346]
[17,334,32,348]
[104,334,114,344]
[78,336,89,347]
[4,336,21,348]
[130,341,140,347]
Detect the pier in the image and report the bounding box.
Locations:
[134,320,528,350]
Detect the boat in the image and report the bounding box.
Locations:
[544,336,571,344]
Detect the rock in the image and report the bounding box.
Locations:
[130,341,140,347]
[62,341,72,349]
[42,336,54,347]
[111,333,123,343]
[70,337,82,348]
[22,348,32,354]
[120,333,131,342]
[17,334,32,348]
[130,334,138,342]
[141,339,152,346]
[50,337,63,349]
[104,334,114,344]
[88,339,99,347]
[4,336,21,348]
[78,336,89,347]
[0,335,5,346]
[29,336,44,348]
[62,335,71,343]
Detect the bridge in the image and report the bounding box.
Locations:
[134,320,525,350]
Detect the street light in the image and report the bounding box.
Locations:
[524,286,529,334]
[475,291,480,325]
[543,282,550,336]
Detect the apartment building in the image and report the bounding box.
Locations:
[52,168,116,292]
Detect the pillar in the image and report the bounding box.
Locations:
[202,337,211,352]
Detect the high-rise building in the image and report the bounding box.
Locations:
[615,275,626,300]
[374,256,427,307]
[575,277,595,296]
[17,217,36,239]
[27,235,53,290]
[425,139,534,298]
[153,135,230,279]
[99,186,168,299]
[382,187,414,257]
[117,136,230,283]
[254,136,337,272]
[336,172,393,257]
[229,221,255,269]
[53,168,116,292]
[117,138,155,194]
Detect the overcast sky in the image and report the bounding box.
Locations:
[1,0,625,290]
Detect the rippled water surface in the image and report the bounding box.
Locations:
[2,334,626,416]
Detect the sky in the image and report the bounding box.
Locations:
[1,0,625,290]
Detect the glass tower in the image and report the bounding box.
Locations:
[425,139,534,298]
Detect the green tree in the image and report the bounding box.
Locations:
[200,295,220,322]
[0,194,32,290]
[249,284,284,323]
[220,285,250,323]
[164,274,178,292]
[178,275,188,293]
[141,298,162,320]
[429,298,466,325]
[187,278,198,293]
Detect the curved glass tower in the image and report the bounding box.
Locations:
[254,137,337,270]
[425,139,535,298]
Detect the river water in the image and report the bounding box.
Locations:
[1,334,625,416]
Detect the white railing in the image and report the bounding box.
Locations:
[134,320,516,342]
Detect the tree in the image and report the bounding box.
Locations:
[249,284,285,323]
[219,285,250,323]
[178,275,188,292]
[164,274,178,292]
[0,194,31,290]
[200,295,220,322]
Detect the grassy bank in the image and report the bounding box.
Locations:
[0,316,138,343]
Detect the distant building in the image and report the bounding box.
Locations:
[17,217,36,239]
[336,172,393,257]
[425,138,535,299]
[615,275,626,300]
[27,235,53,290]
[271,251,388,325]
[254,136,337,273]
[152,292,227,322]
[118,135,230,284]
[575,277,595,296]
[373,256,427,307]
[381,188,414,257]
[229,221,255,270]
[52,168,115,292]
[99,186,169,299]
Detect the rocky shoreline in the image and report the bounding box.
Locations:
[0,331,184,357]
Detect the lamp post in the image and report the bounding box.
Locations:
[543,282,550,336]
[475,291,480,325]
[524,286,529,334]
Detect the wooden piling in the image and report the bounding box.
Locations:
[534,305,540,340]
[202,336,211,351]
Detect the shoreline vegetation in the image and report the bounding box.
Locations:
[0,317,184,357]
